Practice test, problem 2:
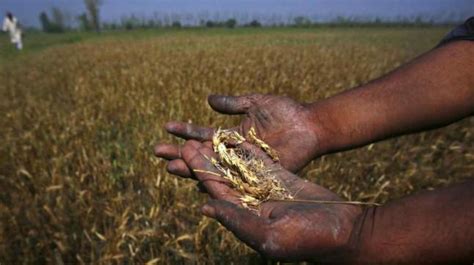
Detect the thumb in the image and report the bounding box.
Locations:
[208,94,255,115]
[202,200,267,249]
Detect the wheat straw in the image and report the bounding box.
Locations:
[195,127,379,211]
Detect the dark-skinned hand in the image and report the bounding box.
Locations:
[178,139,361,262]
[154,94,324,178]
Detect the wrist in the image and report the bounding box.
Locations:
[304,100,341,157]
[309,206,367,264]
[305,92,380,156]
[326,207,375,265]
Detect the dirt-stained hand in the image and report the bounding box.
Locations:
[179,140,361,262]
[155,94,324,178]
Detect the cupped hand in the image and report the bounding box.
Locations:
[155,94,324,178]
[179,140,361,262]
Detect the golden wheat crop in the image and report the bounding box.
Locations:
[200,127,293,211]
[0,28,472,264]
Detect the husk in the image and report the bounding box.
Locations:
[203,127,380,211]
[210,127,293,211]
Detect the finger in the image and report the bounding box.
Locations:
[187,140,202,149]
[166,159,193,178]
[165,121,214,141]
[154,140,202,159]
[161,140,204,179]
[194,157,241,204]
[197,145,218,160]
[202,200,267,250]
[154,143,181,160]
[208,94,257,115]
[195,145,243,203]
[181,141,217,172]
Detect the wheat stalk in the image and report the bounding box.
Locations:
[195,128,380,212]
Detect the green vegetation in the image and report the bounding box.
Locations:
[0,27,451,63]
[1,27,471,264]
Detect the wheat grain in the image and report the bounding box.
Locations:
[209,128,293,211]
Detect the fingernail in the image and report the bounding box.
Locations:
[201,204,215,217]
[166,163,176,173]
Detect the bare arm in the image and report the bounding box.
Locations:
[312,40,474,155]
[350,179,474,264]
[176,140,474,264]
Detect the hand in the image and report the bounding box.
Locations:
[179,140,361,262]
[155,94,325,178]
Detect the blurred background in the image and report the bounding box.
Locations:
[0,1,473,264]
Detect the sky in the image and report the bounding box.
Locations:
[1,0,473,27]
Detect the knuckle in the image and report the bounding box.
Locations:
[247,93,263,103]
[187,152,202,166]
[185,139,200,147]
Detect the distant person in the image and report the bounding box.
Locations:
[2,12,23,50]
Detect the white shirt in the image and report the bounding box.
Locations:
[3,17,22,43]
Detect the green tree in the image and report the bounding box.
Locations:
[51,7,66,32]
[39,11,52,32]
[38,8,66,33]
[84,0,102,32]
[293,16,312,27]
[77,13,91,31]
[247,20,261,27]
[171,21,182,28]
[205,20,215,28]
[225,18,237,28]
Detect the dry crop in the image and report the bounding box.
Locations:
[203,127,293,211]
[0,28,472,264]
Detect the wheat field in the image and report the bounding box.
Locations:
[1,27,473,264]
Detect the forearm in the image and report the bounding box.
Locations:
[347,180,474,264]
[309,41,474,154]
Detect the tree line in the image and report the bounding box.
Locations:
[40,0,101,33]
[39,2,461,33]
